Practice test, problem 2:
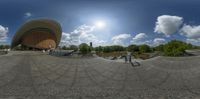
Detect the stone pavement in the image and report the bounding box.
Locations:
[0,51,200,99]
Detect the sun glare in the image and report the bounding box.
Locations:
[95,20,106,28]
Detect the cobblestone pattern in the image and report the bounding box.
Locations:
[0,52,199,99]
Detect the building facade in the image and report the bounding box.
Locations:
[11,19,62,50]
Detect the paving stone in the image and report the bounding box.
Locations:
[0,51,199,98]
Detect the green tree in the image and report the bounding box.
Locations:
[103,46,112,53]
[62,46,68,50]
[139,44,151,53]
[163,40,188,56]
[69,45,78,51]
[95,46,103,52]
[4,45,10,49]
[79,43,90,54]
[0,45,4,49]
[111,45,125,51]
[154,44,164,51]
[127,45,139,52]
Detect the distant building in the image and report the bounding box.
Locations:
[11,19,62,50]
[90,42,93,47]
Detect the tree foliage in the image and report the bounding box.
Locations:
[69,45,78,51]
[163,40,189,56]
[79,43,91,54]
[94,46,103,52]
[154,44,164,51]
[61,46,68,50]
[139,44,151,53]
[0,45,10,49]
[127,45,139,52]
[94,45,125,53]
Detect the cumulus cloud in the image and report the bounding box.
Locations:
[60,32,71,45]
[180,24,200,39]
[179,24,200,45]
[0,25,8,42]
[131,33,148,45]
[24,12,32,18]
[111,33,131,45]
[132,33,148,41]
[186,38,200,45]
[153,38,166,46]
[60,24,106,46]
[154,15,183,36]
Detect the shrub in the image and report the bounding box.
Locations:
[69,45,78,51]
[79,43,91,54]
[139,44,151,53]
[154,44,164,51]
[95,46,103,52]
[127,45,139,52]
[163,40,188,56]
[62,46,68,50]
[102,45,125,53]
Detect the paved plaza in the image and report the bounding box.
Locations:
[0,51,200,99]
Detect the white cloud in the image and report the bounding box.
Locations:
[153,38,166,46]
[0,25,8,42]
[111,33,131,45]
[60,32,71,45]
[25,12,32,18]
[154,15,183,36]
[180,24,200,39]
[60,24,106,46]
[131,33,148,45]
[186,38,200,45]
[179,24,200,45]
[132,33,148,41]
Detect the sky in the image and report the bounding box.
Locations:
[0,0,200,46]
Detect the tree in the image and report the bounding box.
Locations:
[79,43,90,54]
[62,46,68,50]
[154,44,164,51]
[4,45,10,49]
[127,45,139,52]
[103,46,112,53]
[163,40,188,56]
[69,45,78,51]
[95,46,103,52]
[139,44,151,53]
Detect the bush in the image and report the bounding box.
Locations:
[154,44,164,51]
[95,46,103,52]
[139,44,151,53]
[62,46,68,50]
[102,45,125,53]
[127,45,139,52]
[163,40,188,56]
[79,43,91,54]
[69,45,78,51]
[0,45,10,49]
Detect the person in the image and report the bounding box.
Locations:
[124,56,128,63]
[129,55,132,63]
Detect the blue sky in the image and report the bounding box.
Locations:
[0,0,200,46]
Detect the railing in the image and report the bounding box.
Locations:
[49,50,75,56]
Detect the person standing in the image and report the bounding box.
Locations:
[129,55,132,63]
[124,55,128,63]
[127,52,131,63]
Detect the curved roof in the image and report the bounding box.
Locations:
[11,19,62,48]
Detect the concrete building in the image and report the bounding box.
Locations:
[11,19,62,50]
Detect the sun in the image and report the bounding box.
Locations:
[95,20,106,28]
